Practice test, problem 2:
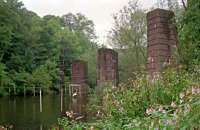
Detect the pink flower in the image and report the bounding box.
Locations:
[146,107,154,115]
[90,126,94,130]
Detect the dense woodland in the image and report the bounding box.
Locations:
[1,0,199,96]
[0,0,98,96]
[0,0,200,129]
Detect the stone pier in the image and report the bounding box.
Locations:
[147,9,178,79]
[70,60,88,120]
[71,60,88,86]
[97,48,119,87]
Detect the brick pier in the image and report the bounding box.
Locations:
[70,60,88,119]
[147,9,178,79]
[97,48,119,87]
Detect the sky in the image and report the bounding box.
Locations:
[21,0,157,45]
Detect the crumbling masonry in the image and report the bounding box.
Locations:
[147,9,178,79]
[97,48,119,87]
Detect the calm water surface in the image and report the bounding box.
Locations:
[0,95,70,130]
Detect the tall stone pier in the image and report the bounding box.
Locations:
[70,60,88,120]
[147,9,178,79]
[71,60,88,85]
[97,48,119,87]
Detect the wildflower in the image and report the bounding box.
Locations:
[66,111,74,118]
[146,107,154,115]
[171,102,176,108]
[191,86,200,95]
[184,104,190,114]
[172,119,177,125]
[90,126,94,130]
[112,85,116,89]
[192,87,196,95]
[96,110,102,117]
[180,99,183,104]
[197,88,200,94]
[179,92,185,99]
[158,105,164,112]
[186,89,190,95]
[173,111,177,118]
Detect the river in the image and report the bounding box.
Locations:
[0,95,70,130]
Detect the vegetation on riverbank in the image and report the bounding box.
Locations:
[58,68,200,129]
[1,0,200,129]
[58,0,200,129]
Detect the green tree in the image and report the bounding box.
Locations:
[108,0,147,81]
[0,0,98,95]
[178,0,200,69]
[32,64,52,91]
[0,63,10,96]
[61,13,97,40]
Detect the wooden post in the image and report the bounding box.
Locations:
[69,84,71,97]
[59,49,65,112]
[13,98,16,113]
[39,88,42,113]
[33,86,36,96]
[60,87,63,112]
[9,87,11,96]
[24,86,26,97]
[33,103,36,120]
[23,98,26,116]
[14,85,16,95]
[64,84,67,95]
[40,124,43,130]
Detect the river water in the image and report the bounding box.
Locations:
[0,95,70,130]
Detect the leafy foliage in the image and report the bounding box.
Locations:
[58,69,200,130]
[108,1,147,81]
[178,0,200,69]
[0,0,98,95]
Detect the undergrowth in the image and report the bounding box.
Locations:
[58,68,200,130]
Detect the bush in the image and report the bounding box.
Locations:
[58,68,200,130]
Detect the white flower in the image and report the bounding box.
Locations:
[179,92,185,99]
[171,102,176,108]
[184,104,190,114]
[158,105,164,112]
[66,111,74,118]
[112,85,116,89]
[186,89,190,95]
[192,87,196,95]
[90,126,94,130]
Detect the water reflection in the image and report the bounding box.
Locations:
[0,95,69,130]
[69,84,88,121]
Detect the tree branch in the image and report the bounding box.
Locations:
[182,0,187,10]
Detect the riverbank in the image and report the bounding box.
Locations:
[58,69,200,129]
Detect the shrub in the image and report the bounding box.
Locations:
[58,68,200,130]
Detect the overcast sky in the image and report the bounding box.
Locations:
[21,0,157,44]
